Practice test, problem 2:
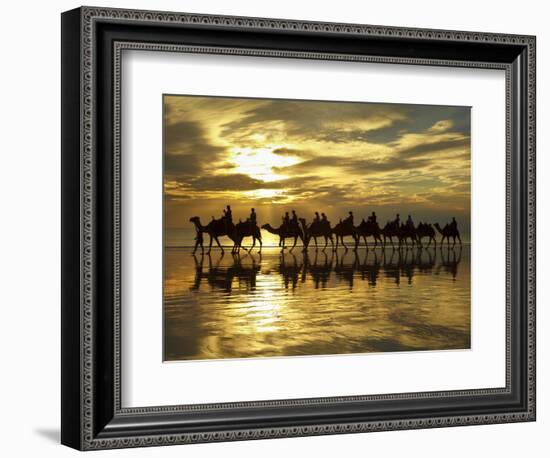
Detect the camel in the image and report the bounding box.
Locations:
[332,220,358,251]
[355,219,383,248]
[233,220,262,253]
[189,216,238,254]
[397,223,418,247]
[299,218,334,251]
[434,222,462,246]
[381,221,400,247]
[261,223,304,252]
[416,222,437,247]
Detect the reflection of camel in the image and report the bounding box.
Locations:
[434,223,462,246]
[279,252,303,289]
[355,219,383,248]
[355,250,381,286]
[416,223,437,247]
[303,251,333,288]
[333,251,357,289]
[438,245,462,279]
[261,223,304,252]
[189,216,237,254]
[234,220,262,253]
[299,218,334,251]
[332,221,358,250]
[191,252,261,291]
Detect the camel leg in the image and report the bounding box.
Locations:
[314,236,318,250]
[214,236,224,254]
[457,233,462,245]
[322,237,328,252]
[342,236,348,251]
[281,237,286,252]
[249,237,255,253]
[207,234,214,254]
[290,236,298,252]
[258,237,262,253]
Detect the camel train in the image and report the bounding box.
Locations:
[189,208,461,254]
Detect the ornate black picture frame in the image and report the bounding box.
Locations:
[61,6,536,450]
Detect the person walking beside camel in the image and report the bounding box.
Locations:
[192,227,204,255]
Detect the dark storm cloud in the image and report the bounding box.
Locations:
[164,120,226,176]
[272,147,312,158]
[367,106,471,144]
[219,99,406,141]
[185,174,276,192]
[274,154,433,176]
[397,137,471,159]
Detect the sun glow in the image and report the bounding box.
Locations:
[229,147,301,182]
[243,189,284,200]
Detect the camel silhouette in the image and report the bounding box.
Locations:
[416,223,437,247]
[332,220,358,251]
[355,219,383,248]
[381,221,400,247]
[398,223,418,247]
[299,218,334,251]
[189,216,238,254]
[434,223,462,246]
[234,220,262,253]
[261,222,304,252]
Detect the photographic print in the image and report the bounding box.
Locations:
[163,94,471,361]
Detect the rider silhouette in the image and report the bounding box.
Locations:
[450,217,458,231]
[249,208,257,225]
[344,211,354,226]
[368,211,377,224]
[291,210,298,227]
[406,214,414,229]
[223,205,232,223]
[314,212,320,224]
[283,211,290,228]
[394,213,400,226]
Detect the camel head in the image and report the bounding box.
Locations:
[189,216,201,226]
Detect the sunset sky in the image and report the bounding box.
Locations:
[164,94,471,236]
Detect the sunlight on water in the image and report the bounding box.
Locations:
[164,245,470,361]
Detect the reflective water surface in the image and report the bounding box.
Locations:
[164,246,470,361]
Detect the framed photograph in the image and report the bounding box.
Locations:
[61,6,536,450]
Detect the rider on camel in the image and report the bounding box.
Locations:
[368,211,377,224]
[249,208,257,225]
[343,211,354,227]
[314,212,321,224]
[291,210,299,228]
[394,213,400,227]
